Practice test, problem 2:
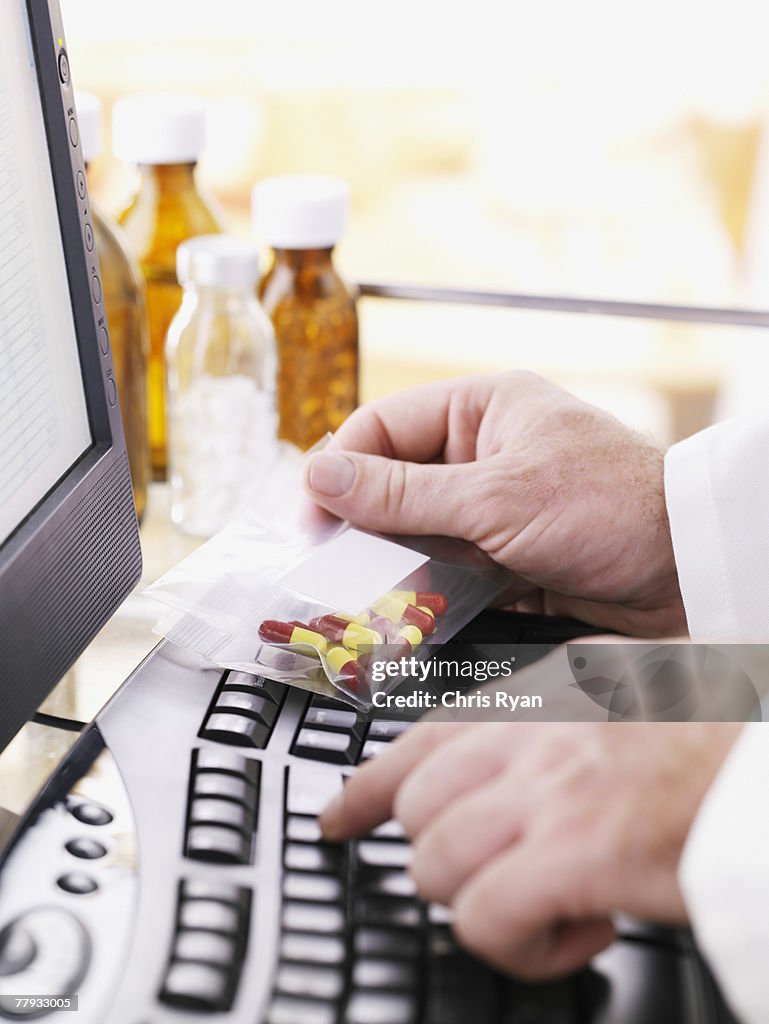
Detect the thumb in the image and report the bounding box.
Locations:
[304,450,479,537]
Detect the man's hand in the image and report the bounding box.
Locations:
[303,372,686,636]
[320,720,741,979]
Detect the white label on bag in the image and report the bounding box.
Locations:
[278,529,428,614]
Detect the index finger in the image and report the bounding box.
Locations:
[319,721,466,840]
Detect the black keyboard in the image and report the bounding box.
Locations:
[0,612,739,1023]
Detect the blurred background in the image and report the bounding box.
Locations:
[60,0,769,444]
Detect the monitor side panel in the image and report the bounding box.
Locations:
[0,0,142,754]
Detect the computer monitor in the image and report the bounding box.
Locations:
[0,0,141,754]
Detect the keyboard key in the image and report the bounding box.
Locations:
[285,815,323,843]
[268,996,337,1024]
[369,820,407,842]
[428,903,453,926]
[189,798,253,835]
[287,764,344,817]
[276,963,345,1000]
[194,772,253,805]
[186,825,251,865]
[303,705,361,732]
[360,740,389,762]
[357,897,421,930]
[428,926,458,959]
[357,841,411,869]
[283,901,345,934]
[367,719,411,740]
[283,872,344,903]
[195,749,259,785]
[182,880,249,907]
[201,712,270,749]
[426,943,501,1024]
[354,927,421,960]
[345,990,418,1024]
[160,961,231,1011]
[215,691,279,726]
[224,671,285,703]
[353,958,418,990]
[174,930,238,967]
[281,932,346,965]
[179,899,241,936]
[359,868,417,900]
[292,728,361,765]
[284,842,343,874]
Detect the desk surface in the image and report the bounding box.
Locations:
[0,485,202,818]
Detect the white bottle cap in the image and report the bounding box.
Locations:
[177,235,261,289]
[112,93,207,165]
[75,92,103,164]
[252,174,351,249]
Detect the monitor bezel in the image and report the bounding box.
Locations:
[0,0,142,753]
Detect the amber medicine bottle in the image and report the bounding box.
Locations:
[77,92,150,521]
[113,94,224,480]
[253,175,358,450]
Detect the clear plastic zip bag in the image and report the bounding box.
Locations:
[148,513,510,708]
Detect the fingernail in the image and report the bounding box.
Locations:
[319,793,344,840]
[308,453,356,498]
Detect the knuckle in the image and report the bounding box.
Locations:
[501,368,544,391]
[383,460,408,520]
[410,824,457,903]
[451,896,489,960]
[392,774,424,838]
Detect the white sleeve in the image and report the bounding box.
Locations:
[679,723,769,1024]
[664,418,769,641]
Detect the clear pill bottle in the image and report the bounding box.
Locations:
[252,175,358,450]
[113,93,224,481]
[76,92,150,522]
[166,236,278,537]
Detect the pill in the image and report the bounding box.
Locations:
[369,615,397,642]
[399,624,423,648]
[259,620,327,653]
[371,597,435,636]
[335,611,371,626]
[390,591,448,616]
[308,615,382,650]
[326,646,368,692]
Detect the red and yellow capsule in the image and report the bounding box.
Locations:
[389,590,448,616]
[370,596,436,636]
[334,610,371,627]
[308,615,382,651]
[259,620,327,653]
[325,645,368,692]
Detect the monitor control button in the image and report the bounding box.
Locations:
[57,873,98,895]
[99,326,109,355]
[76,170,86,200]
[58,49,70,85]
[68,117,78,148]
[70,801,113,827]
[106,377,118,407]
[65,838,107,861]
[0,908,90,1001]
[91,274,102,303]
[84,222,94,252]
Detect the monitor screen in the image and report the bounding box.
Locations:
[0,2,91,547]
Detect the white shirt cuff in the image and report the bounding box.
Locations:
[680,722,769,1024]
[664,418,769,641]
